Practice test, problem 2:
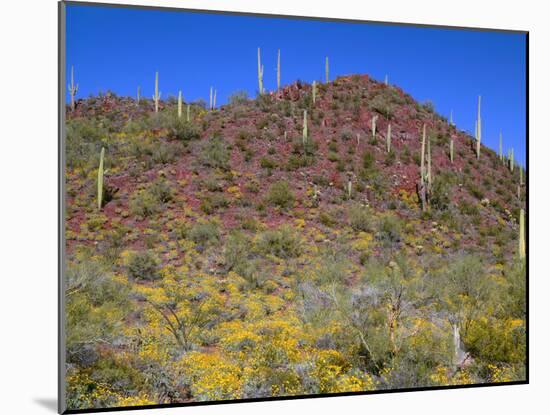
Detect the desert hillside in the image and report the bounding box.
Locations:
[64,74,526,409]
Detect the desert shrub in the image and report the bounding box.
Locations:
[129,189,158,218]
[188,221,220,246]
[168,118,201,141]
[200,194,229,214]
[467,182,484,200]
[127,251,160,281]
[148,179,174,203]
[260,157,277,170]
[362,151,376,171]
[201,137,230,170]
[430,177,451,211]
[129,179,173,217]
[348,204,372,232]
[223,231,251,272]
[340,129,353,141]
[376,214,403,249]
[257,225,302,258]
[152,141,184,164]
[228,90,249,105]
[66,118,108,171]
[265,180,295,209]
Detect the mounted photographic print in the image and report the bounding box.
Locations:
[59,1,528,413]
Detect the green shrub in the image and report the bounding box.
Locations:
[257,225,302,258]
[188,221,220,245]
[265,180,295,209]
[260,157,277,170]
[129,188,159,218]
[348,204,372,232]
[201,137,230,170]
[127,251,160,281]
[169,118,201,141]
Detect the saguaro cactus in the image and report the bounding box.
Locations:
[325,57,329,84]
[347,178,352,200]
[186,104,191,122]
[419,124,427,211]
[386,123,392,153]
[312,81,317,104]
[209,87,214,111]
[303,110,308,147]
[384,74,388,86]
[520,166,523,186]
[178,90,182,118]
[213,89,217,109]
[450,138,454,163]
[257,47,264,95]
[510,148,514,172]
[420,124,426,185]
[372,115,378,141]
[136,86,141,105]
[450,110,454,127]
[476,95,481,159]
[97,147,105,210]
[277,49,281,92]
[427,136,432,192]
[68,65,79,112]
[519,208,525,260]
[153,71,161,113]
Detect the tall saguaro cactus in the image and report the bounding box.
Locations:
[68,65,79,112]
[136,86,141,106]
[450,137,454,163]
[178,90,182,118]
[312,81,317,104]
[303,110,308,147]
[427,136,432,192]
[257,47,264,95]
[153,71,161,113]
[97,147,105,210]
[325,57,329,84]
[419,124,427,211]
[420,124,426,185]
[386,123,392,153]
[186,104,191,122]
[384,74,388,86]
[277,49,281,92]
[510,148,514,172]
[519,208,526,260]
[476,95,481,159]
[372,115,378,141]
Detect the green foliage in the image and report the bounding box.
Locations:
[257,225,302,258]
[127,251,160,281]
[188,221,220,246]
[348,204,372,232]
[265,180,295,209]
[201,137,230,170]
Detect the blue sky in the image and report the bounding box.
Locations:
[66,3,527,166]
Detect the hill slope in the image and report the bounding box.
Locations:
[64,74,527,410]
